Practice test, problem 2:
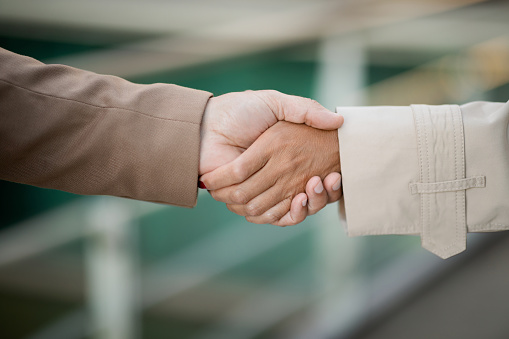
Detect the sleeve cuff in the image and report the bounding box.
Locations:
[337,105,421,236]
[337,104,478,259]
[133,84,212,207]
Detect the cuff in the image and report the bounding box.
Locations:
[337,105,484,259]
[137,85,212,207]
[109,84,212,207]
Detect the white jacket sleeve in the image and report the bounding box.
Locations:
[337,101,509,259]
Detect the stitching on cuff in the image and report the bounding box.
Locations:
[411,104,468,258]
[468,223,509,232]
[409,176,486,194]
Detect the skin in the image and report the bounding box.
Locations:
[199,90,342,174]
[199,90,343,224]
[201,121,342,226]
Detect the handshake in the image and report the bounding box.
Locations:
[199,90,343,226]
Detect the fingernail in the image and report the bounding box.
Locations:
[302,198,307,207]
[314,181,324,194]
[332,178,342,191]
[198,181,207,189]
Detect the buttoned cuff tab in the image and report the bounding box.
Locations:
[411,104,484,259]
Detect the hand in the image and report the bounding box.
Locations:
[199,91,343,224]
[280,172,343,226]
[199,90,343,175]
[200,121,341,225]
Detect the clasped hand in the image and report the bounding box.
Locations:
[199,90,343,226]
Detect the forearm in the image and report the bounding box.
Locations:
[0,48,212,207]
[337,101,509,258]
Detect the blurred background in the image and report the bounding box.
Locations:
[1,0,509,338]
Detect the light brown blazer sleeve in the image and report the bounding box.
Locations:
[0,48,212,207]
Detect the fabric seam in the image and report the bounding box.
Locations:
[0,78,200,125]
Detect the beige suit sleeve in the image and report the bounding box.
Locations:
[0,48,212,207]
[337,101,509,258]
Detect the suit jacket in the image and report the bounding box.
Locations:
[0,47,212,207]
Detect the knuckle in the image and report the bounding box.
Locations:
[306,99,321,115]
[232,164,246,181]
[231,188,248,204]
[263,89,279,96]
[245,203,262,217]
[262,212,280,225]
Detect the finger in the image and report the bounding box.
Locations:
[273,193,309,226]
[306,176,328,215]
[209,164,277,205]
[245,197,292,225]
[200,144,269,190]
[226,203,246,216]
[323,172,342,203]
[225,183,293,217]
[268,91,344,130]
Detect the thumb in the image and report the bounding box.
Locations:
[266,91,344,130]
[200,141,269,190]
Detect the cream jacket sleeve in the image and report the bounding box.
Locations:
[0,48,212,207]
[337,102,509,258]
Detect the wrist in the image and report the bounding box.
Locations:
[326,129,341,174]
[199,97,215,175]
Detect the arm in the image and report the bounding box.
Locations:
[0,47,211,207]
[203,100,508,258]
[338,101,509,258]
[0,47,343,208]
